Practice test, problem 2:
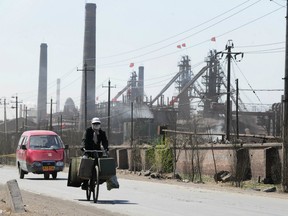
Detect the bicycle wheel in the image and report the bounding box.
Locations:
[86,170,95,201]
[86,179,92,201]
[92,165,100,203]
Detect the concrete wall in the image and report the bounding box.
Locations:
[111,143,282,181]
[174,143,282,181]
[250,148,265,179]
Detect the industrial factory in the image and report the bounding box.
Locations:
[0,2,286,187]
[0,3,279,145]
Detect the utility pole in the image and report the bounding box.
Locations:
[25,105,28,131]
[60,114,63,137]
[102,79,116,140]
[217,40,243,141]
[11,95,22,135]
[23,105,32,131]
[0,98,8,137]
[131,102,134,172]
[48,98,56,131]
[282,0,288,192]
[236,79,239,140]
[78,62,94,129]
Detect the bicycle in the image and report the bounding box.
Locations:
[80,149,115,203]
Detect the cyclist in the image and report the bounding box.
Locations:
[81,117,109,189]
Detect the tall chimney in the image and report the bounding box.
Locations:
[79,3,96,130]
[37,43,48,126]
[138,66,144,103]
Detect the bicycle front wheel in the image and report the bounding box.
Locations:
[86,170,94,201]
[92,165,100,203]
[86,180,91,201]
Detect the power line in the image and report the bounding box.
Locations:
[98,1,263,68]
[97,0,253,59]
[97,4,283,69]
[240,89,284,91]
[235,41,285,48]
[215,6,284,42]
[244,47,285,54]
[270,0,286,7]
[231,57,263,105]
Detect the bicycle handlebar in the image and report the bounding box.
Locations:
[81,148,109,157]
[83,149,106,153]
[81,147,108,152]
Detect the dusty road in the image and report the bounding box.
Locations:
[1,165,288,216]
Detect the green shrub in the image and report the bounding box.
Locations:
[146,142,173,173]
[146,147,155,170]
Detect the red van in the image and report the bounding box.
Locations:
[16,130,68,179]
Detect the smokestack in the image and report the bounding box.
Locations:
[79,3,96,130]
[130,72,137,102]
[56,78,60,113]
[37,43,48,126]
[138,66,144,103]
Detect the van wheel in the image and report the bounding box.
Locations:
[52,172,57,179]
[44,173,50,179]
[18,166,25,179]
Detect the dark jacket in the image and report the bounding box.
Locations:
[82,127,109,151]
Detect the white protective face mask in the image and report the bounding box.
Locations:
[92,124,100,130]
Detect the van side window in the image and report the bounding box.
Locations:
[57,136,65,148]
[23,137,28,145]
[17,136,27,149]
[17,136,24,147]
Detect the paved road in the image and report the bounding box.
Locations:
[1,165,288,216]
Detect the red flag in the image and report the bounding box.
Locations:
[176,45,181,49]
[211,37,216,42]
[181,43,186,47]
[129,63,134,68]
[169,96,178,105]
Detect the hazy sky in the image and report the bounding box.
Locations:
[0,0,286,120]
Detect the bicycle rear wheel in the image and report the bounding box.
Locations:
[92,165,100,203]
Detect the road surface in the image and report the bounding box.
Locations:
[1,165,288,216]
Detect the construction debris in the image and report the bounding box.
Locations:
[214,171,232,182]
[263,187,277,193]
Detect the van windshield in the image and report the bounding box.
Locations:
[29,135,63,150]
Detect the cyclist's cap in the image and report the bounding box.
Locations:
[91,117,101,124]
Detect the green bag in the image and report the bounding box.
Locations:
[106,175,119,191]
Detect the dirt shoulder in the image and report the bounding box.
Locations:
[0,183,127,216]
[1,169,287,216]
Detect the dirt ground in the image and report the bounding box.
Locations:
[1,170,287,216]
